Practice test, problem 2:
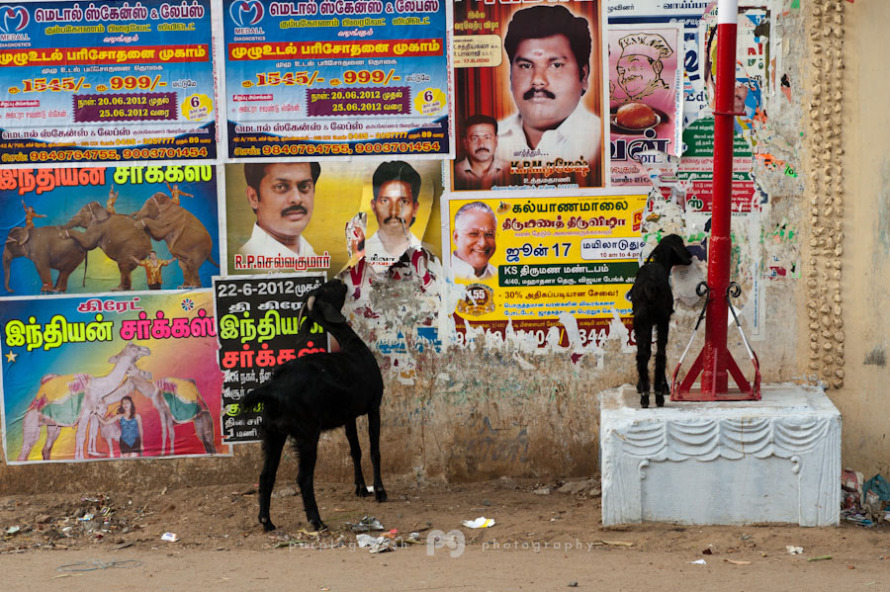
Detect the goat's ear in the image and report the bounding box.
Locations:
[316,300,347,324]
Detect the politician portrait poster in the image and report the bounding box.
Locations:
[451,0,606,191]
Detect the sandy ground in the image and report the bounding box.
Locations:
[1,476,888,591]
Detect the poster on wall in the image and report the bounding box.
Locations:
[224,159,443,277]
[608,24,683,186]
[223,0,451,160]
[1,290,228,463]
[0,0,217,165]
[606,0,712,127]
[0,165,221,295]
[660,117,757,214]
[701,3,771,146]
[446,193,648,347]
[214,273,326,443]
[451,0,606,190]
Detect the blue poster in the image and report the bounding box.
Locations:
[0,0,217,164]
[224,0,451,159]
[1,165,221,295]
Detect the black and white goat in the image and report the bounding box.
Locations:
[241,279,387,531]
[628,234,693,408]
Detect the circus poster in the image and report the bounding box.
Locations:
[1,290,229,463]
[213,273,327,444]
[0,164,221,296]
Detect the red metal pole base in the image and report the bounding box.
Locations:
[672,346,761,402]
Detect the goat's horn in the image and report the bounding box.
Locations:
[306,295,316,310]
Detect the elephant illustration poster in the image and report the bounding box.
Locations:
[0,165,221,295]
[0,290,230,463]
[223,159,443,277]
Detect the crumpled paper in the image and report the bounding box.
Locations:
[461,517,496,529]
[348,516,385,532]
[356,534,394,554]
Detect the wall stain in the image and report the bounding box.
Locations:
[878,158,890,256]
[864,346,886,367]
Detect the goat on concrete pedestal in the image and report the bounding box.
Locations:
[628,234,693,409]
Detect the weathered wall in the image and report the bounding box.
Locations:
[822,0,890,479]
[0,4,823,495]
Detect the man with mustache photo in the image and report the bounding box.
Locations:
[238,162,320,260]
[364,160,424,273]
[453,114,509,190]
[496,4,602,185]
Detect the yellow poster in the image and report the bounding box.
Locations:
[448,193,647,347]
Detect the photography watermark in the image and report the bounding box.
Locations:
[280,533,618,556]
[481,538,605,553]
[426,529,466,558]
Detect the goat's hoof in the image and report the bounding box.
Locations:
[355,484,372,498]
[375,488,388,503]
[260,519,276,532]
[640,395,650,409]
[655,394,666,407]
[309,519,328,533]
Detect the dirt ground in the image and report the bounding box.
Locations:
[1,476,888,592]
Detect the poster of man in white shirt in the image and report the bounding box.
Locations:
[452,1,605,190]
[451,201,498,282]
[363,161,426,273]
[231,162,332,274]
[497,4,603,188]
[225,160,441,278]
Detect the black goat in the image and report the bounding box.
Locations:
[628,234,693,408]
[241,279,386,531]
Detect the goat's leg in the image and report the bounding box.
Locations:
[634,321,653,408]
[257,432,286,532]
[296,432,326,531]
[654,319,671,407]
[345,420,370,497]
[368,405,387,503]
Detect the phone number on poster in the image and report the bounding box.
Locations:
[1,147,209,163]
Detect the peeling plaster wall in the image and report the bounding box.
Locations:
[828,0,890,479]
[0,5,816,494]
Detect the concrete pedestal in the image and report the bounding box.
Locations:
[600,384,841,527]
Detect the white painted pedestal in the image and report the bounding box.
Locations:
[600,384,841,527]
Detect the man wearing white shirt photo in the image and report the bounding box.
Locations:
[364,161,424,273]
[497,5,602,186]
[239,162,320,261]
[451,201,497,282]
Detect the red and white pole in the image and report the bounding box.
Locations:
[700,0,739,396]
